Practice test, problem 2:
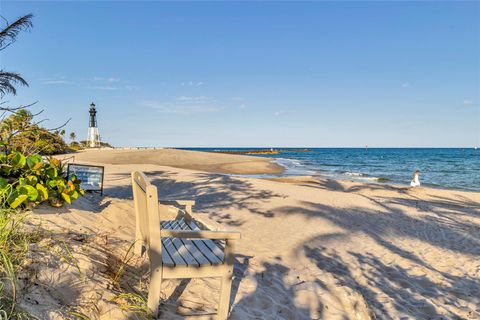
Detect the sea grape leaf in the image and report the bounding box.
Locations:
[9,194,28,208]
[0,177,8,189]
[69,190,78,200]
[19,185,38,201]
[26,155,42,169]
[27,175,38,186]
[11,152,26,168]
[61,192,71,204]
[50,158,60,167]
[45,167,58,178]
[36,184,48,200]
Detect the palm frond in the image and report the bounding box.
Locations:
[0,71,29,97]
[0,14,33,51]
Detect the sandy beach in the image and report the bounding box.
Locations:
[19,149,480,319]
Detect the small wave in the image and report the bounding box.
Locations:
[344,171,367,177]
[275,158,303,167]
[273,158,315,175]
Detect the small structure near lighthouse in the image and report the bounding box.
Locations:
[87,102,100,148]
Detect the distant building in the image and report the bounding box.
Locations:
[87,102,100,148]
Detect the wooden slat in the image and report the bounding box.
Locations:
[162,221,187,266]
[165,221,199,267]
[177,220,222,265]
[160,221,170,228]
[161,243,175,266]
[169,221,211,266]
[184,220,225,262]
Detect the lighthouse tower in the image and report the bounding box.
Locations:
[87,102,100,148]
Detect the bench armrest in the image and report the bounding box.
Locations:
[160,229,241,240]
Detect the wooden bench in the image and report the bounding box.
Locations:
[131,171,241,319]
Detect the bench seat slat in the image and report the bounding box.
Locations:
[162,221,187,267]
[161,243,175,266]
[169,220,212,266]
[177,220,223,265]
[184,219,225,262]
[160,219,225,266]
[163,220,199,267]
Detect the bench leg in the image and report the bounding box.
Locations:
[147,266,163,317]
[218,268,233,320]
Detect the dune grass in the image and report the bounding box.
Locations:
[0,209,37,319]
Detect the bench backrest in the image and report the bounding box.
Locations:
[131,171,163,261]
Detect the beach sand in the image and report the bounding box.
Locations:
[19,149,480,319]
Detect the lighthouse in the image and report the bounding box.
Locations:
[87,102,100,148]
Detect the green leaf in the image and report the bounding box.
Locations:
[69,190,79,200]
[0,177,8,189]
[26,154,42,169]
[26,175,38,186]
[47,179,56,189]
[45,167,58,178]
[61,192,71,204]
[9,194,28,208]
[36,183,48,200]
[11,152,26,168]
[19,185,38,201]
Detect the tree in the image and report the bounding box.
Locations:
[69,132,76,142]
[0,14,33,97]
[0,109,69,155]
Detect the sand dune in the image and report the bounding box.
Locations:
[19,149,480,319]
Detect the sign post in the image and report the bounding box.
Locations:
[67,164,105,195]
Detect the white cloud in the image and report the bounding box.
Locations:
[176,96,215,102]
[232,97,244,101]
[181,81,204,86]
[89,86,119,90]
[463,100,474,106]
[92,76,120,82]
[39,77,72,85]
[239,104,246,109]
[143,96,222,115]
[274,111,285,117]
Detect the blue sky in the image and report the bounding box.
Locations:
[1,1,479,147]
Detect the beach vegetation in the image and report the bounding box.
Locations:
[0,151,84,209]
[114,293,152,319]
[0,109,70,156]
[0,13,87,319]
[69,132,76,142]
[0,210,39,319]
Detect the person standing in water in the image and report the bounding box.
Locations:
[410,169,421,187]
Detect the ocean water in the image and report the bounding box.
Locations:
[183,148,480,192]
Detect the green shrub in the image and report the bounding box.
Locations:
[0,110,70,156]
[0,151,84,209]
